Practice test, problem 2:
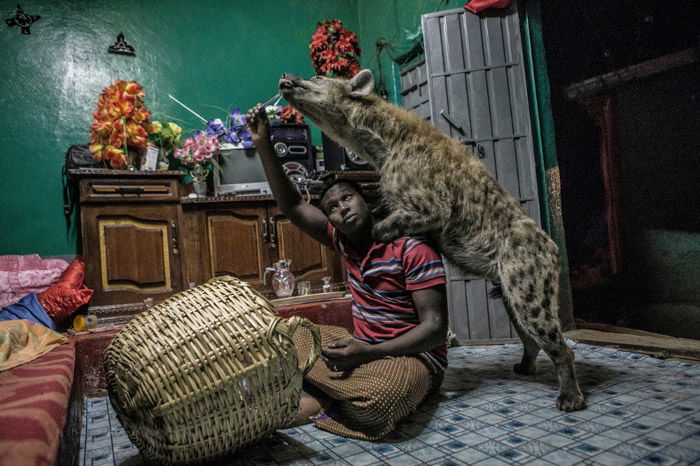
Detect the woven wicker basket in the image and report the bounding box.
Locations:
[104,276,320,465]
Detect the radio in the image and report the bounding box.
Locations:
[270,124,314,174]
[322,133,373,171]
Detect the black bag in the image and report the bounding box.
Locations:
[63,145,100,225]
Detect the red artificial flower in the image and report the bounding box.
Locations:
[280,105,305,124]
[309,19,362,78]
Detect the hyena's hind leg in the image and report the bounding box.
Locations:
[501,297,540,376]
[499,233,586,411]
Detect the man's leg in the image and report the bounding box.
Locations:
[292,324,440,440]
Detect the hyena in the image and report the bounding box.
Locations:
[279,69,585,411]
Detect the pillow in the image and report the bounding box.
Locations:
[0,293,56,330]
[0,254,69,308]
[55,255,85,288]
[37,258,94,328]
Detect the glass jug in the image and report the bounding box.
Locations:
[263,259,296,298]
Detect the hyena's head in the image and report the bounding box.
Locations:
[278,69,375,136]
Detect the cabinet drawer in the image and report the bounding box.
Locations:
[80,178,181,202]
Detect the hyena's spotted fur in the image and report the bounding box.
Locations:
[279,70,585,411]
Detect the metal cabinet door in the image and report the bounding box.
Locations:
[416,3,541,344]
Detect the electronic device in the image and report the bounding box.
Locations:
[270,124,315,174]
[321,133,373,171]
[214,146,271,196]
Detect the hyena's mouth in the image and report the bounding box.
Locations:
[279,74,310,99]
[279,78,299,100]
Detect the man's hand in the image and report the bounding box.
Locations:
[245,104,270,144]
[321,338,375,372]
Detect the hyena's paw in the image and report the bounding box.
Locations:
[556,389,586,412]
[372,221,401,243]
[513,362,537,376]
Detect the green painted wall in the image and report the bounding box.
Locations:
[0,0,358,256]
[355,0,465,104]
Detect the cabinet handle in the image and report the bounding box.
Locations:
[171,221,179,255]
[262,218,268,244]
[116,186,145,194]
[269,217,277,249]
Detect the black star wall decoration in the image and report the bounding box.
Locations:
[5,4,40,35]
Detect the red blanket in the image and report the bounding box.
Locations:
[0,342,75,466]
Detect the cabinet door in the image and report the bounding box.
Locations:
[204,205,271,289]
[82,204,182,306]
[268,208,339,289]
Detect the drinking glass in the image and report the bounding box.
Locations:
[298,281,311,296]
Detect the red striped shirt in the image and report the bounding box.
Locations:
[326,222,448,370]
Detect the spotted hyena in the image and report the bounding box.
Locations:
[279,69,585,411]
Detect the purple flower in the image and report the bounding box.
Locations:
[229,108,246,128]
[221,129,240,144]
[207,118,226,136]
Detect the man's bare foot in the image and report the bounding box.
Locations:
[290,391,323,426]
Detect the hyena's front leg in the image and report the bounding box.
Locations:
[372,209,438,242]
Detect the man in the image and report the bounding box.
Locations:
[246,103,449,440]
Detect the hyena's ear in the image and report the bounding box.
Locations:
[347,69,374,98]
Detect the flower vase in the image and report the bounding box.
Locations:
[157,147,170,171]
[126,149,141,171]
[190,164,209,197]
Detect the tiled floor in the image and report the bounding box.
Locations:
[80,342,700,465]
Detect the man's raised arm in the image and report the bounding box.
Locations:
[246,104,328,243]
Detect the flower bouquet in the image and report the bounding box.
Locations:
[173,132,220,196]
[147,121,182,170]
[89,79,153,169]
[173,132,219,169]
[149,121,182,152]
[201,108,255,149]
[309,19,362,78]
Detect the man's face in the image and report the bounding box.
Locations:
[321,183,371,236]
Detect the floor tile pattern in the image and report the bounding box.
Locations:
[80,342,700,465]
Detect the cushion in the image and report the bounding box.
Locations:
[0,293,56,330]
[54,256,86,288]
[37,257,93,328]
[0,254,68,308]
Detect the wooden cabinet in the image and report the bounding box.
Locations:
[74,170,343,323]
[74,170,185,322]
[180,198,341,295]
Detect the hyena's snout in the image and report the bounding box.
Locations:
[279,73,302,90]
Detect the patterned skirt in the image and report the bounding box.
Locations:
[292,325,443,440]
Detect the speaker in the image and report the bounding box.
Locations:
[322,133,373,171]
[270,124,314,176]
